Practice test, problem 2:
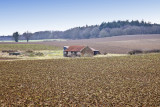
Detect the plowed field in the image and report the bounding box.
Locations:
[0,54,160,106]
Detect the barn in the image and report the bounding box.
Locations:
[63,46,100,57]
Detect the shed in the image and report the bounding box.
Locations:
[63,46,100,57]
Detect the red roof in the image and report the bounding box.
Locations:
[64,46,86,52]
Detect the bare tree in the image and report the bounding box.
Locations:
[90,27,100,38]
[23,31,32,42]
[99,29,109,37]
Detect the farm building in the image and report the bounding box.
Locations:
[63,46,100,57]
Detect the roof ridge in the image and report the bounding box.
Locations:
[64,45,86,52]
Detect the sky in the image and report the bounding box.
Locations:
[0,0,160,35]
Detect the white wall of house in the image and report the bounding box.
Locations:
[77,52,81,56]
[68,52,72,56]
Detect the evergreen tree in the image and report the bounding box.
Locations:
[13,32,20,42]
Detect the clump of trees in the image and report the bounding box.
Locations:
[22,31,32,42]
[6,20,160,41]
[27,20,160,40]
[12,31,32,42]
[99,20,153,30]
[128,49,160,55]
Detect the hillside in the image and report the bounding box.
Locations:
[39,34,160,54]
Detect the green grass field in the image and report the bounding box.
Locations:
[0,44,61,51]
[0,44,63,60]
[0,53,160,106]
[0,39,66,42]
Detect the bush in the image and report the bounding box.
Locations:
[104,52,107,55]
[26,51,44,57]
[28,53,35,57]
[2,50,17,53]
[35,52,44,56]
[25,50,34,53]
[145,49,160,53]
[128,50,143,55]
[128,49,160,55]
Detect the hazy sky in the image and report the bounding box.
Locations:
[0,0,160,35]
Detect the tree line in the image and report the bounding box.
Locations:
[1,20,160,42]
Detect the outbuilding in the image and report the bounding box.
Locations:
[63,46,100,57]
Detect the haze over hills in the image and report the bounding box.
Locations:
[1,20,160,40]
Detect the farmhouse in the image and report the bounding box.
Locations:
[63,46,100,57]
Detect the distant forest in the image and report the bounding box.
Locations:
[1,20,160,40]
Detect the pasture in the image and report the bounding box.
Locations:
[0,44,63,60]
[0,39,66,42]
[0,53,160,106]
[0,44,61,51]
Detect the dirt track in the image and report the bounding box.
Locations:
[0,57,17,60]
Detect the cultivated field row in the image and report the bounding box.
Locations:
[0,54,160,106]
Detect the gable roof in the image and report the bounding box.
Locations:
[64,46,86,52]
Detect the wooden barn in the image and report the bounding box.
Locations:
[63,46,100,57]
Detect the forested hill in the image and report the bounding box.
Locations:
[1,20,160,40]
